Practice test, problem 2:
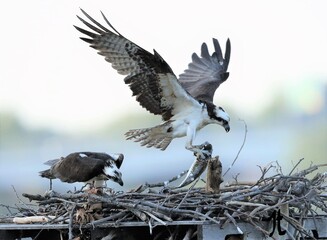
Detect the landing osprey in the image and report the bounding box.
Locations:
[75,10,231,155]
[39,152,124,188]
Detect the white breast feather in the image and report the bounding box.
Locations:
[171,103,209,138]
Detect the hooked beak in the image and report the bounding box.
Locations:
[109,174,124,186]
[116,177,124,186]
[224,124,230,133]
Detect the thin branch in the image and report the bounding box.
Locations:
[68,204,76,240]
[223,119,248,177]
[176,177,200,210]
[2,161,325,239]
[289,158,305,176]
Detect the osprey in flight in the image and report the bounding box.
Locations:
[75,10,231,155]
[39,152,124,188]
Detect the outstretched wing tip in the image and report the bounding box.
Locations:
[75,10,183,120]
[224,38,231,67]
[79,8,89,18]
[226,38,231,49]
[179,37,231,102]
[200,42,210,59]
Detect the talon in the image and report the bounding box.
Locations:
[186,142,213,160]
[195,151,206,160]
[201,142,212,152]
[200,149,212,159]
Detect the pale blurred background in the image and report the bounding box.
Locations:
[0,1,326,213]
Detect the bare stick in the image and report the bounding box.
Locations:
[0,204,15,215]
[68,204,76,240]
[175,177,200,209]
[148,170,188,188]
[223,210,243,234]
[130,170,189,193]
[223,119,248,177]
[3,160,325,238]
[11,185,37,215]
[289,158,305,175]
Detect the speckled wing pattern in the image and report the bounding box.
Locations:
[75,9,197,121]
[178,38,231,103]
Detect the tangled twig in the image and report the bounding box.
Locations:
[1,159,326,239]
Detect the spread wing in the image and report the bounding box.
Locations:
[179,38,231,103]
[75,9,198,121]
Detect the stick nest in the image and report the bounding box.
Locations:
[2,160,327,239]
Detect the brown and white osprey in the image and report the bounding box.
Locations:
[39,152,124,188]
[75,10,231,156]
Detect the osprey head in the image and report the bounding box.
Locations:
[104,161,124,186]
[213,106,230,132]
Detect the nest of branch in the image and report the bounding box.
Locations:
[2,160,327,239]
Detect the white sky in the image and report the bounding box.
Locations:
[1,0,326,133]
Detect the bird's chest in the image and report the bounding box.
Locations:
[171,107,210,136]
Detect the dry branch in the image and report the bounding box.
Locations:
[0,159,326,239]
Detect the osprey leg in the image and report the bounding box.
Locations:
[185,125,206,158]
[185,126,212,158]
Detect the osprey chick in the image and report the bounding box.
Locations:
[75,10,231,155]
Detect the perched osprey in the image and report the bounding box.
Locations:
[75,10,231,156]
[39,152,124,188]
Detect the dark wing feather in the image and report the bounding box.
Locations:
[52,153,106,183]
[179,38,231,103]
[78,152,112,160]
[75,9,188,120]
[79,151,124,169]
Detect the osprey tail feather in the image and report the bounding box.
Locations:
[125,123,173,150]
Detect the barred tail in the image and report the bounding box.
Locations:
[125,124,173,150]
